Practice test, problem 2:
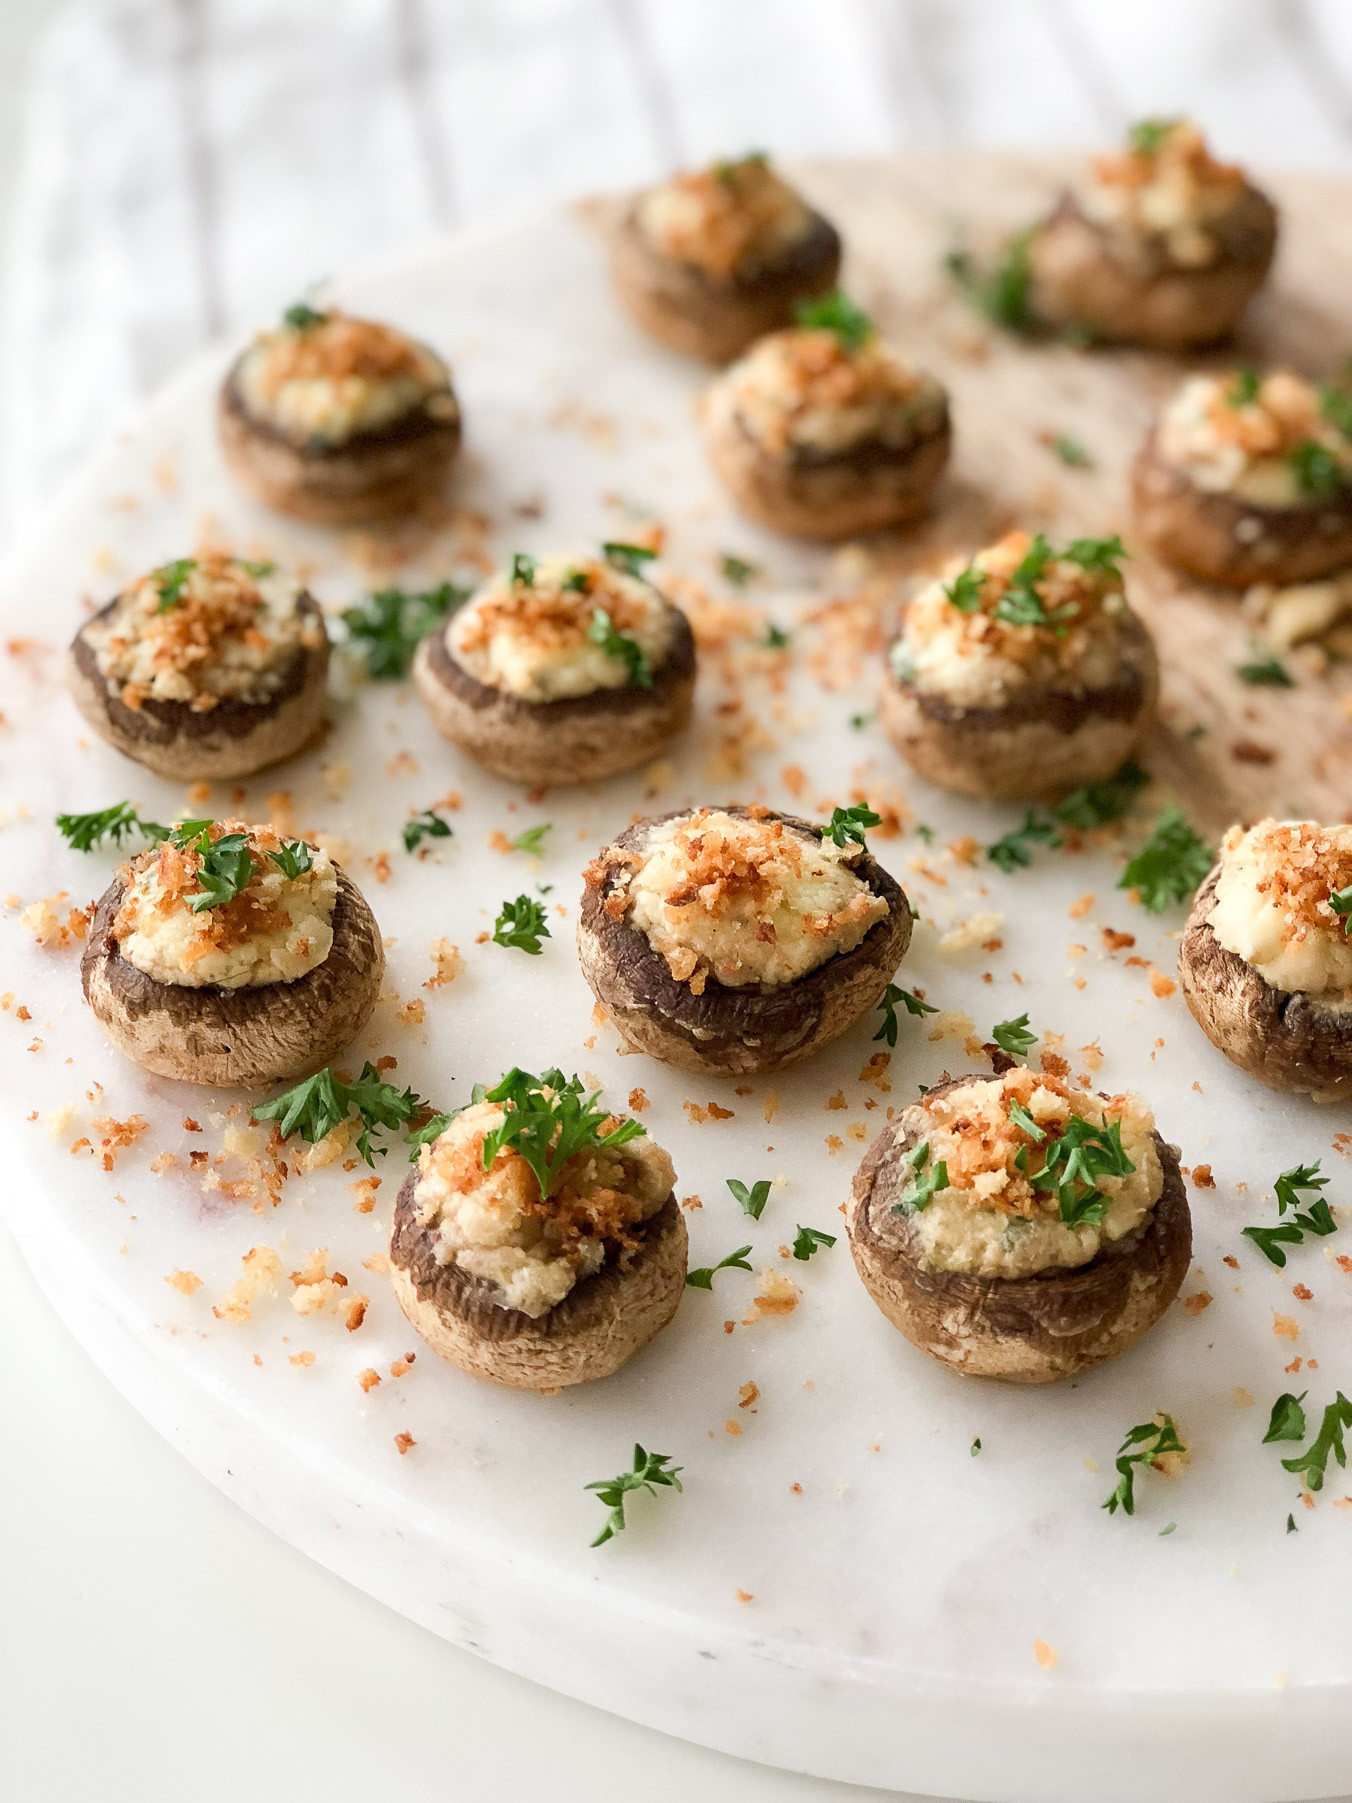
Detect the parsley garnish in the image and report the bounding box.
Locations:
[341,581,470,679]
[1263,1392,1308,1445]
[1228,368,1261,407]
[991,1013,1036,1059]
[943,565,986,611]
[282,299,327,330]
[1329,885,1352,934]
[1054,761,1148,832]
[1289,438,1344,497]
[586,1445,683,1548]
[1050,434,1092,467]
[873,983,937,1047]
[794,289,873,349]
[893,1140,949,1215]
[492,894,551,954]
[1119,807,1213,912]
[510,823,552,857]
[267,839,314,879]
[253,1063,424,1165]
[476,1068,644,1199]
[945,230,1036,333]
[404,810,452,853]
[153,557,197,612]
[56,802,169,852]
[1277,1393,1352,1492]
[791,1225,836,1260]
[760,622,791,649]
[1027,1113,1134,1228]
[167,821,254,913]
[987,809,1060,871]
[822,803,881,849]
[588,607,653,688]
[685,1245,753,1289]
[1236,647,1294,686]
[1128,118,1180,156]
[602,542,658,578]
[1102,1414,1185,1516]
[1242,1160,1337,1266]
[721,554,758,586]
[511,552,538,587]
[728,1177,772,1221]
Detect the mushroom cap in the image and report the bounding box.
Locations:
[68,590,330,780]
[704,400,951,541]
[609,204,841,362]
[389,1171,688,1389]
[1179,861,1352,1098]
[879,608,1158,801]
[847,1080,1192,1384]
[1132,435,1352,589]
[80,864,384,1087]
[1027,185,1277,350]
[217,358,460,526]
[577,806,914,1076]
[412,602,696,785]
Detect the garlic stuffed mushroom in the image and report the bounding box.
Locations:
[81,820,383,1087]
[1179,819,1352,1100]
[1133,370,1352,587]
[1027,119,1277,350]
[412,544,695,785]
[68,549,329,779]
[390,1070,686,1389]
[219,302,460,525]
[848,1068,1191,1384]
[881,531,1157,801]
[702,293,950,540]
[578,804,912,1076]
[610,152,841,362]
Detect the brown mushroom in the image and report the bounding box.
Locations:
[577,806,913,1076]
[848,1077,1192,1384]
[218,307,460,526]
[82,850,383,1088]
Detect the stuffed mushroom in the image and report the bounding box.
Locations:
[390,1070,686,1389]
[610,152,841,362]
[880,530,1157,800]
[1179,818,1352,1099]
[578,804,912,1076]
[848,1068,1191,1384]
[1133,370,1352,588]
[219,302,460,525]
[412,545,695,785]
[69,549,329,779]
[702,294,950,540]
[1027,119,1277,350]
[81,819,383,1087]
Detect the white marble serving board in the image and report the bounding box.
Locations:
[3,163,1352,1803]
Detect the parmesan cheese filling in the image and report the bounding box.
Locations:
[636,155,815,282]
[892,531,1129,710]
[1155,372,1352,508]
[709,327,946,459]
[83,551,323,711]
[894,1071,1162,1280]
[413,1100,674,1318]
[114,824,337,989]
[1077,120,1251,269]
[447,553,676,702]
[1208,819,1352,1000]
[236,310,451,446]
[604,808,889,992]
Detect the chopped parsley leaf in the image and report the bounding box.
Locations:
[721,553,758,586]
[510,823,552,857]
[586,1444,683,1547]
[403,810,452,853]
[341,580,470,679]
[791,1225,836,1261]
[1054,761,1149,831]
[588,607,653,688]
[253,1063,424,1165]
[267,839,314,878]
[1263,1391,1308,1445]
[727,1176,772,1221]
[56,802,169,852]
[987,809,1060,872]
[893,1140,949,1215]
[794,289,873,350]
[602,541,658,578]
[1119,806,1212,912]
[1050,434,1092,467]
[153,557,197,612]
[1289,437,1344,497]
[492,894,551,954]
[1279,1393,1352,1492]
[822,803,881,849]
[873,983,937,1047]
[686,1245,754,1289]
[943,565,986,611]
[1102,1414,1185,1516]
[477,1068,644,1199]
[991,1013,1036,1059]
[1236,650,1294,687]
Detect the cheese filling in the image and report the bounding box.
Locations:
[1155,372,1352,508]
[710,327,946,459]
[114,822,337,989]
[1208,819,1352,1000]
[85,552,323,712]
[1078,120,1251,269]
[235,309,452,446]
[893,530,1129,710]
[595,808,889,993]
[635,154,815,282]
[447,553,676,702]
[413,1099,674,1318]
[894,1070,1161,1280]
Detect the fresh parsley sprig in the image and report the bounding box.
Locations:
[404,810,452,853]
[1242,1160,1337,1267]
[794,290,873,350]
[252,1063,425,1165]
[493,894,551,953]
[685,1246,753,1289]
[56,802,170,852]
[1102,1415,1185,1516]
[1275,1393,1352,1492]
[341,581,470,679]
[728,1177,772,1221]
[823,804,881,850]
[1119,807,1212,912]
[873,983,937,1047]
[476,1068,645,1200]
[893,1140,949,1215]
[588,607,653,688]
[791,1225,836,1261]
[586,1445,683,1547]
[267,839,314,879]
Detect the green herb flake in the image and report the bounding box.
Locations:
[893,1140,949,1216]
[267,839,314,879]
[586,1444,683,1547]
[492,894,551,954]
[728,1176,773,1221]
[873,983,937,1047]
[685,1245,754,1290]
[1119,806,1213,913]
[341,581,470,679]
[1263,1391,1308,1445]
[253,1063,424,1166]
[720,553,758,586]
[588,607,653,688]
[153,557,197,612]
[1236,651,1294,687]
[403,810,452,853]
[794,290,873,350]
[602,541,658,578]
[56,802,170,852]
[991,1013,1036,1059]
[477,1068,644,1200]
[510,823,552,857]
[1279,1393,1352,1493]
[822,803,881,850]
[1050,434,1092,467]
[1102,1414,1185,1516]
[791,1225,836,1261]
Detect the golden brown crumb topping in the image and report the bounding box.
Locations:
[636,154,813,281]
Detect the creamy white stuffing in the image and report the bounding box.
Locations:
[1208,819,1352,1000]
[636,154,814,281]
[413,1099,674,1317]
[1078,120,1252,268]
[235,309,452,446]
[1155,372,1352,508]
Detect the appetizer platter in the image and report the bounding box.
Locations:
[6,145,1352,1801]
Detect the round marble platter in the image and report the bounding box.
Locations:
[3,155,1352,1803]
